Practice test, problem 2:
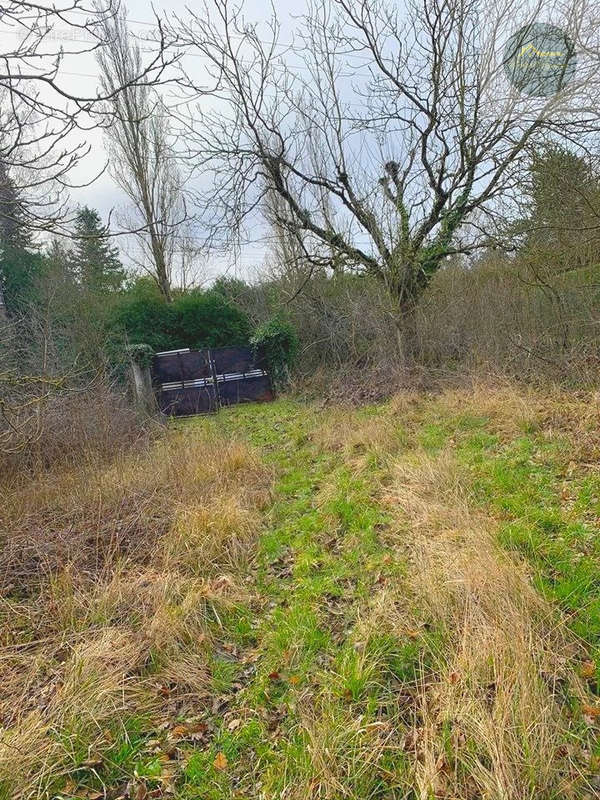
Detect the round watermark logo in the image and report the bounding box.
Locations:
[503,22,577,97]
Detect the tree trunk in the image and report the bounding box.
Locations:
[392,309,420,366]
[157,269,172,303]
[149,234,172,302]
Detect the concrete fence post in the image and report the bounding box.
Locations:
[131,361,154,410]
[126,344,156,413]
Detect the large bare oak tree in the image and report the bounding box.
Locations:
[173,0,600,321]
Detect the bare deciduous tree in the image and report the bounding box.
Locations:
[98,10,188,302]
[0,0,176,235]
[174,222,209,291]
[173,0,600,331]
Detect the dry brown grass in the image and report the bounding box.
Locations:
[164,496,258,575]
[381,447,588,799]
[311,396,426,459]
[0,421,271,799]
[2,383,597,800]
[0,426,269,593]
[435,378,600,452]
[1,627,152,800]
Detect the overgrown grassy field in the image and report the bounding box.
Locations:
[2,384,600,799]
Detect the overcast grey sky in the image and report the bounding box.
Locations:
[3,0,308,281]
[5,0,600,283]
[78,0,302,281]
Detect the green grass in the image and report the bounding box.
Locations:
[177,395,600,795]
[172,400,420,797]
[471,438,600,647]
[14,392,600,799]
[52,715,156,799]
[417,400,600,686]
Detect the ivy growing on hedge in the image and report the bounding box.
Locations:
[251,317,299,390]
[125,343,155,368]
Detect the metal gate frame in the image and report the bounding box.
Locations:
[151,346,273,416]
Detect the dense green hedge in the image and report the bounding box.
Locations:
[112,280,251,352]
[251,317,298,389]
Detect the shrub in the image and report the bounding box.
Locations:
[112,282,251,353]
[172,291,251,349]
[414,254,600,382]
[0,376,149,475]
[251,317,299,389]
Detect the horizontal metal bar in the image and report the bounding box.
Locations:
[161,378,213,391]
[160,370,267,392]
[216,370,266,382]
[154,348,191,356]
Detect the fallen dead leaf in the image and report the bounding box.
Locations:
[134,782,148,800]
[583,704,600,717]
[213,751,228,771]
[582,705,600,724]
[188,722,209,741]
[213,575,234,592]
[580,660,596,679]
[146,739,162,750]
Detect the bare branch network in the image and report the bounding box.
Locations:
[170,0,600,311]
[0,0,179,234]
[1,0,599,311]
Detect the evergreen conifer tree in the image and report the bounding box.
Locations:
[72,207,125,293]
[0,162,42,315]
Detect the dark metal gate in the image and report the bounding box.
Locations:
[151,346,273,416]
